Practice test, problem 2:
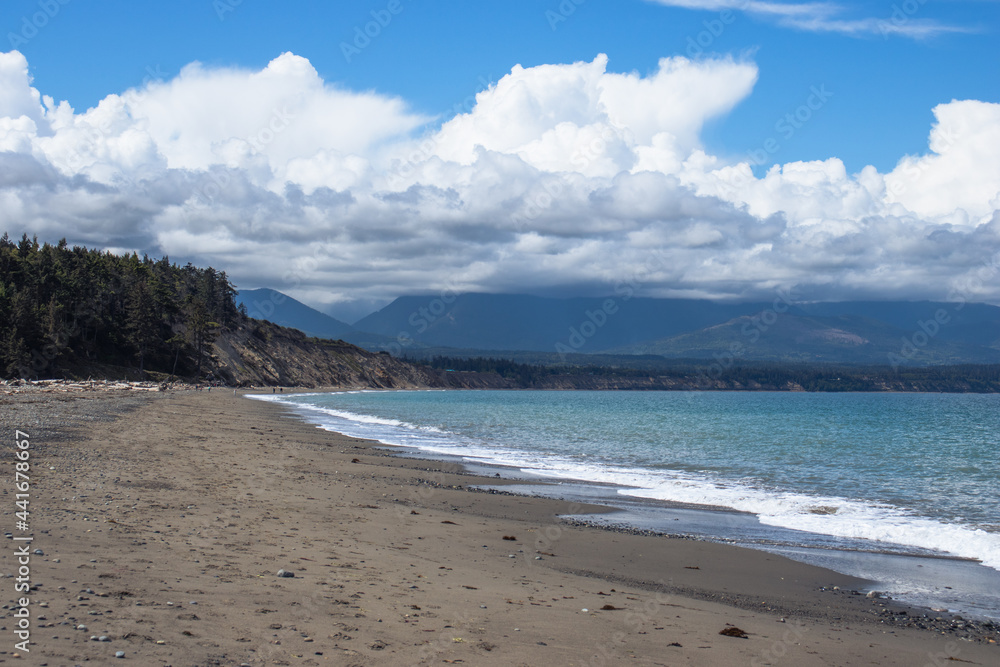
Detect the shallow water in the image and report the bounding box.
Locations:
[252,389,1000,619]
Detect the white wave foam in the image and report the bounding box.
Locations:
[615,477,1000,571]
[257,393,1000,572]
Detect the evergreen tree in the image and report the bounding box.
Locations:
[187,297,218,377]
[0,236,241,379]
[125,279,159,373]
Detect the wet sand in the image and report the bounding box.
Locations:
[1,388,997,665]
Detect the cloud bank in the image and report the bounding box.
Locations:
[1,49,998,315]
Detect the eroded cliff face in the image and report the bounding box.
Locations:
[203,320,688,390]
[204,320,447,388]
[203,322,802,391]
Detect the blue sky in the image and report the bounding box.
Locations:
[9,0,997,171]
[2,0,1000,317]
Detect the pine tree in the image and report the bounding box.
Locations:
[126,279,159,374]
[187,297,219,377]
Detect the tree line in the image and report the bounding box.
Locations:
[5,233,998,391]
[422,355,1000,392]
[0,234,242,379]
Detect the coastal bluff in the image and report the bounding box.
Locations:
[205,319,454,388]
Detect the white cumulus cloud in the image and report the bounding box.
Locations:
[0,49,998,315]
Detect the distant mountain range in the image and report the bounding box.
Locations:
[237,290,1000,366]
[236,288,397,350]
[238,288,355,339]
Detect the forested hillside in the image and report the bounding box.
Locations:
[0,234,449,388]
[5,235,997,392]
[1,234,243,379]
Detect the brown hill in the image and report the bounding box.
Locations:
[206,319,451,388]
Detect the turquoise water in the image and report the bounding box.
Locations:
[256,390,1000,573]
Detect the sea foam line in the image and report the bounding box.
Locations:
[249,393,1000,572]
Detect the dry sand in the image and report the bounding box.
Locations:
[1,388,997,666]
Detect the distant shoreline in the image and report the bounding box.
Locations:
[6,360,1000,396]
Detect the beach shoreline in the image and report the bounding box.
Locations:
[255,388,1000,623]
[2,387,997,665]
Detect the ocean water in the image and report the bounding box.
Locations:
[252,390,1000,617]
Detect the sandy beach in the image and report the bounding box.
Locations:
[1,388,997,666]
